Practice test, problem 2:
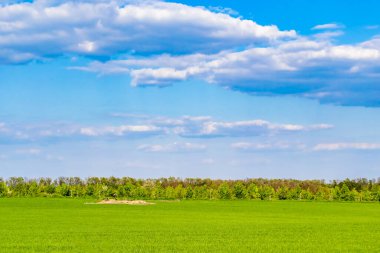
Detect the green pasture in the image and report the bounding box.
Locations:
[0,198,379,252]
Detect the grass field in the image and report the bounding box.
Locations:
[0,199,380,252]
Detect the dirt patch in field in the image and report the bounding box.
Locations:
[96,199,154,205]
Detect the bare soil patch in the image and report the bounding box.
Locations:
[96,199,154,205]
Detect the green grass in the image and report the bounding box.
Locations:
[0,199,380,252]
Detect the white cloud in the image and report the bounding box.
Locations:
[81,36,380,106]
[0,116,332,143]
[313,30,344,40]
[137,142,206,153]
[232,141,380,152]
[231,142,306,151]
[0,122,164,142]
[142,116,331,138]
[1,1,380,107]
[312,23,344,30]
[0,0,295,63]
[313,143,380,151]
[178,119,326,138]
[79,124,162,137]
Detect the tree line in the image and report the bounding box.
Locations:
[1,177,380,201]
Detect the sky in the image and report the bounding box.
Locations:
[1,0,380,179]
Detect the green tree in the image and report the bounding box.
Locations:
[233,182,247,199]
[185,186,193,199]
[247,183,260,199]
[258,185,274,200]
[218,183,232,200]
[340,184,354,201]
[276,186,288,200]
[0,181,8,197]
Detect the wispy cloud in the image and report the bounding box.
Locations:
[137,142,206,153]
[231,142,306,151]
[0,122,164,142]
[313,143,380,151]
[79,125,162,137]
[0,116,332,143]
[312,23,344,30]
[232,141,380,152]
[140,116,332,138]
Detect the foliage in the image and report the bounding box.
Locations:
[1,177,380,201]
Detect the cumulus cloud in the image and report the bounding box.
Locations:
[0,0,295,63]
[82,36,380,106]
[313,143,380,151]
[2,1,380,107]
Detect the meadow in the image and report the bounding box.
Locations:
[0,198,380,252]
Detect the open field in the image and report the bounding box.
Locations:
[0,199,380,252]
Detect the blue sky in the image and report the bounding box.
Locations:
[1,0,380,179]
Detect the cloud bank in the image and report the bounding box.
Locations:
[2,0,380,106]
[81,37,380,106]
[0,0,294,63]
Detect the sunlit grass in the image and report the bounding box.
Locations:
[0,198,379,252]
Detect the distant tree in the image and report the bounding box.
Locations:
[300,189,314,200]
[174,185,186,199]
[233,182,247,199]
[0,181,8,197]
[258,185,274,200]
[184,186,193,199]
[193,186,208,199]
[340,184,354,201]
[218,183,232,200]
[165,186,175,199]
[28,181,38,197]
[247,183,260,199]
[276,186,288,200]
[55,184,70,197]
[287,186,301,200]
[1,176,380,201]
